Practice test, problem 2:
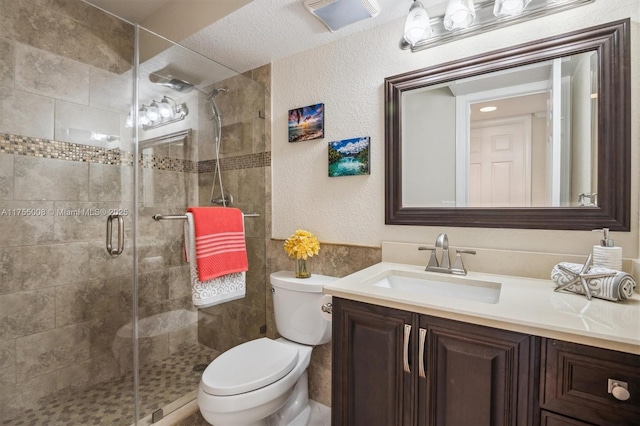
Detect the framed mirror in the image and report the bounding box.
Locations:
[385,19,630,230]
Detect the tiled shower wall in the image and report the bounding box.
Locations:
[197,67,270,353]
[0,1,198,422]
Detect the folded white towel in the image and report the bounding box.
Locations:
[185,212,246,308]
[551,262,636,302]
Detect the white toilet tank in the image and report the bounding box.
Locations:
[270,270,338,346]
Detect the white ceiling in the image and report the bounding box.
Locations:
[87,0,450,74]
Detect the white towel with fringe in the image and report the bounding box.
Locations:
[185,212,246,308]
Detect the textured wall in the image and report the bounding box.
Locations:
[271,0,640,258]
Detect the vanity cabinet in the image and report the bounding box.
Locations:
[540,339,640,426]
[332,298,539,426]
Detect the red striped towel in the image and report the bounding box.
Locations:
[186,207,248,281]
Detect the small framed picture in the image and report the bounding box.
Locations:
[328,136,370,177]
[288,103,324,142]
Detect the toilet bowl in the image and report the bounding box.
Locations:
[197,271,338,426]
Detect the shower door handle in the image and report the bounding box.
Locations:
[106,214,124,256]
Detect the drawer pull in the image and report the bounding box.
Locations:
[403,324,411,373]
[608,379,631,401]
[418,328,427,379]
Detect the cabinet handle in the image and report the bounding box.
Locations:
[608,379,631,401]
[418,328,427,378]
[403,324,412,373]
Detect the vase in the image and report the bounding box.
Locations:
[294,258,311,279]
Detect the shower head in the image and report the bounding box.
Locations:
[207,87,228,100]
[149,73,194,93]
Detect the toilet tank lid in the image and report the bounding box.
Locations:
[270,270,339,293]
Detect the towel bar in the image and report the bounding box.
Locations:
[153,213,260,221]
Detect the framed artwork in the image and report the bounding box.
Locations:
[328,136,370,177]
[288,103,324,142]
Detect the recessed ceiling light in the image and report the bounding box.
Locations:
[479,106,497,112]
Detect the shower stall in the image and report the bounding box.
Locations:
[0,1,267,424]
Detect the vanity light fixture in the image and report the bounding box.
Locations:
[403,0,432,47]
[126,96,189,130]
[401,0,593,52]
[444,0,476,31]
[479,106,497,112]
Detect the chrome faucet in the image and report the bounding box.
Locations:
[418,233,476,275]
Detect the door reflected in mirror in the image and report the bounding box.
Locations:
[401,52,597,208]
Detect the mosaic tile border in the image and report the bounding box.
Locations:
[0,133,270,173]
[198,151,271,173]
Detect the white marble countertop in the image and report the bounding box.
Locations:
[323,262,640,355]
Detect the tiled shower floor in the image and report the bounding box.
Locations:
[2,344,217,426]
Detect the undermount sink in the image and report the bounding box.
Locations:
[366,270,501,304]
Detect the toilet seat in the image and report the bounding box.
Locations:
[201,338,299,396]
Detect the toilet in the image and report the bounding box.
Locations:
[197,270,337,426]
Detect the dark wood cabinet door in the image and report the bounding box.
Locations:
[540,339,640,426]
[332,298,416,426]
[417,315,539,426]
[540,410,596,426]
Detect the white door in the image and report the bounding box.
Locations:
[469,116,532,206]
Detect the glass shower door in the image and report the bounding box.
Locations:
[132,26,268,423]
[0,1,138,424]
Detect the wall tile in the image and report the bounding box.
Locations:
[15,43,90,104]
[308,342,331,406]
[89,163,134,202]
[14,242,89,291]
[138,269,171,309]
[89,67,132,113]
[87,238,133,280]
[0,0,132,74]
[0,38,14,88]
[169,323,198,354]
[14,156,89,201]
[0,249,14,295]
[0,339,15,387]
[15,322,90,382]
[55,359,91,394]
[55,278,122,327]
[0,154,13,200]
[0,288,56,341]
[88,313,131,359]
[54,99,121,146]
[0,201,56,247]
[51,201,106,242]
[0,87,54,140]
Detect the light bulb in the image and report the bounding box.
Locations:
[493,0,531,17]
[444,0,475,30]
[403,1,432,47]
[139,106,150,126]
[159,97,174,118]
[146,101,160,122]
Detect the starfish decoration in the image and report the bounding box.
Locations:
[554,254,617,300]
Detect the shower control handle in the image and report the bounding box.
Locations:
[106,214,124,256]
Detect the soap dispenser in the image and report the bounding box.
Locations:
[592,228,622,271]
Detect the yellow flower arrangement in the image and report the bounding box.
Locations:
[284,229,320,260]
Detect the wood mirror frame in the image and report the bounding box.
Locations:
[385,19,630,230]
